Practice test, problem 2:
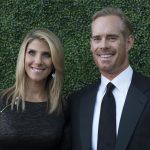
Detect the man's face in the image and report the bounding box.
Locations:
[91,15,134,79]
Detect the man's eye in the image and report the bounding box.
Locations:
[94,38,99,41]
[92,37,101,41]
[108,36,117,41]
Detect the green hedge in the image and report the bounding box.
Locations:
[0,0,150,97]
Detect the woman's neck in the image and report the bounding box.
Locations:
[25,80,48,102]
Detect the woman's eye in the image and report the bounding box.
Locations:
[43,52,51,58]
[28,50,35,56]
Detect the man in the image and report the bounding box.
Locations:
[69,7,150,150]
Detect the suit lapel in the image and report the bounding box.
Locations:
[115,73,149,150]
[80,80,100,150]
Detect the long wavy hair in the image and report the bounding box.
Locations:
[1,28,64,114]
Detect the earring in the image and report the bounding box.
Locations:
[52,73,55,78]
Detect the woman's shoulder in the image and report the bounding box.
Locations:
[0,93,8,112]
[0,88,13,106]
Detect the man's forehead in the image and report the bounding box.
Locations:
[91,16,124,33]
[92,15,123,26]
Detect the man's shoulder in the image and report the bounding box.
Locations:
[133,71,150,82]
[69,79,101,98]
[132,71,150,91]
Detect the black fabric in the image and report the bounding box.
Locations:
[69,72,150,150]
[0,99,71,150]
[97,82,116,150]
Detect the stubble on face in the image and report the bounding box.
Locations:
[91,15,132,79]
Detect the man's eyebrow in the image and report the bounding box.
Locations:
[107,34,119,37]
[91,35,101,39]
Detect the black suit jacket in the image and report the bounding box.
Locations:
[69,72,150,150]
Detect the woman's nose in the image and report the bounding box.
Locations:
[34,55,42,64]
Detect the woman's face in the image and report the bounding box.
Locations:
[25,39,53,83]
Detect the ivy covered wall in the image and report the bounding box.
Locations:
[0,0,150,97]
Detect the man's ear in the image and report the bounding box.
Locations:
[90,38,93,51]
[126,35,134,52]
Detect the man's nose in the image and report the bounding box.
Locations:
[99,39,109,49]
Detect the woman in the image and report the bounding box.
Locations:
[0,29,70,149]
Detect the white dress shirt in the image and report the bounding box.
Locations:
[92,66,133,150]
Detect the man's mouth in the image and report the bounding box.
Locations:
[96,51,115,61]
[99,54,112,58]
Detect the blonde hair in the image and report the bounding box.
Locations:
[1,29,64,114]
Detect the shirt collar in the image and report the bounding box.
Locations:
[101,66,133,93]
